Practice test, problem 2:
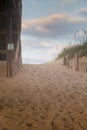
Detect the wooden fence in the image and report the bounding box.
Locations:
[0,60,22,77]
[0,61,6,77]
[79,62,87,72]
[63,55,87,73]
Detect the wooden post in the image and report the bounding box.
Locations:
[70,59,73,69]
[63,56,66,65]
[75,53,79,71]
[6,14,14,77]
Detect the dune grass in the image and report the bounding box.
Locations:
[56,41,87,60]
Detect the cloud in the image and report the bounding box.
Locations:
[77,8,87,16]
[61,0,77,4]
[21,35,54,51]
[21,35,56,64]
[22,13,87,39]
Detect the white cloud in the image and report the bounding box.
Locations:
[62,0,77,4]
[61,0,79,6]
[22,13,87,39]
[77,8,87,16]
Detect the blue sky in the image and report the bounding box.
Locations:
[22,0,87,64]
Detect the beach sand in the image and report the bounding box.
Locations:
[0,59,87,130]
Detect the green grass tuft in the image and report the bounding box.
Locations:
[56,41,87,60]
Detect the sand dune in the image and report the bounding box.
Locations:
[0,59,87,130]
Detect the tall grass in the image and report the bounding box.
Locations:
[56,41,87,60]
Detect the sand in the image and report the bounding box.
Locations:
[0,59,87,130]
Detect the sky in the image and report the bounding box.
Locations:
[22,0,87,64]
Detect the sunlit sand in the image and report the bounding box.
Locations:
[0,59,87,130]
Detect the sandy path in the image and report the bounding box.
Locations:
[0,60,87,130]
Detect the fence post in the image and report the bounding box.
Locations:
[75,53,79,71]
[70,59,73,69]
[63,56,66,65]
